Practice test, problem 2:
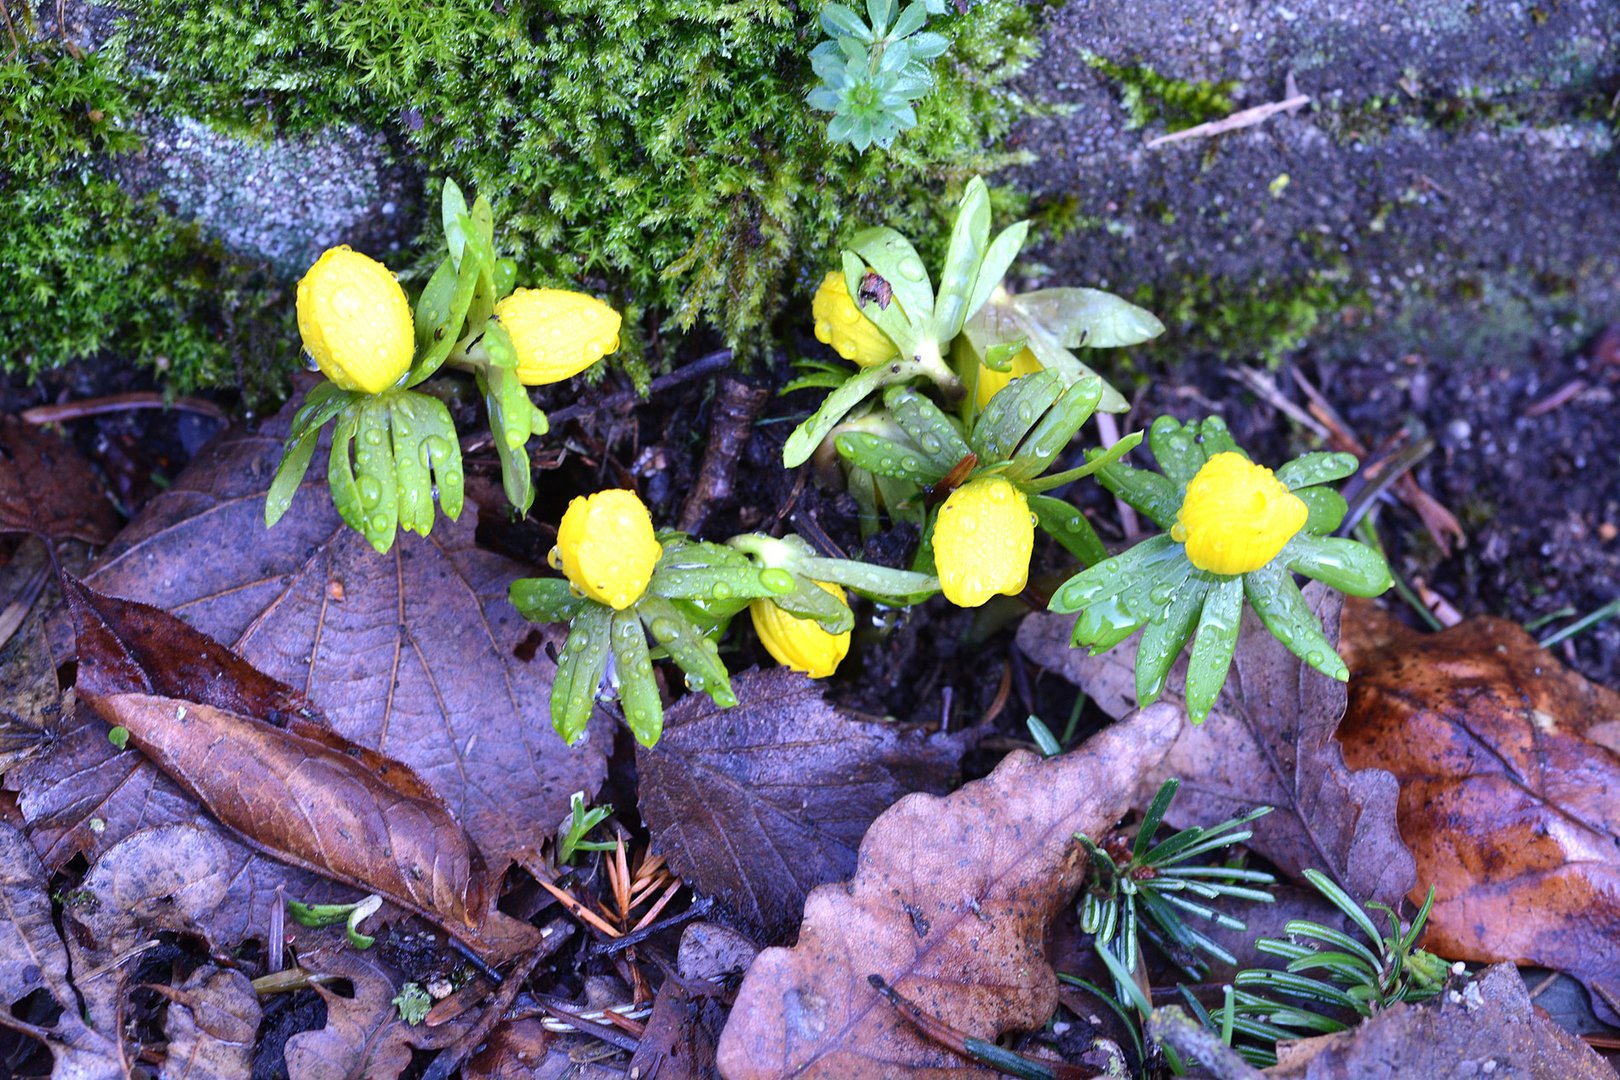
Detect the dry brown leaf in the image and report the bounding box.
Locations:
[1265,964,1617,1079]
[0,612,62,775]
[81,403,608,876]
[462,1019,555,1080]
[638,668,972,939]
[628,983,727,1080]
[0,820,124,1078]
[715,703,1181,1079]
[155,967,263,1080]
[284,946,469,1080]
[1018,585,1416,908]
[62,574,532,959]
[0,414,118,544]
[1339,600,1620,1022]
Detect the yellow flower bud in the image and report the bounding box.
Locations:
[494,288,622,386]
[812,271,898,366]
[749,581,851,679]
[973,347,1044,410]
[296,246,415,395]
[554,489,660,610]
[1170,452,1308,576]
[934,476,1033,607]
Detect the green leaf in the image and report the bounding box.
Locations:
[639,595,735,708]
[327,410,364,535]
[480,366,534,515]
[846,225,933,323]
[1136,571,1209,705]
[1184,576,1242,723]
[414,393,464,522]
[482,317,519,370]
[1243,563,1349,681]
[794,555,939,605]
[931,176,991,339]
[821,3,870,40]
[782,357,924,469]
[1049,533,1179,614]
[1147,416,1206,488]
[768,576,855,633]
[1285,534,1392,598]
[412,257,458,357]
[1015,286,1165,349]
[1004,376,1104,483]
[552,603,611,744]
[1133,779,1181,860]
[1029,495,1106,566]
[265,423,321,529]
[1192,416,1241,458]
[840,250,916,356]
[1276,451,1359,490]
[441,178,469,269]
[1298,486,1348,534]
[509,577,584,624]
[1095,459,1181,528]
[835,431,946,486]
[354,398,399,553]
[650,561,776,604]
[981,337,1026,373]
[883,385,971,472]
[407,242,480,387]
[288,380,352,442]
[971,368,1061,464]
[613,609,663,747]
[1026,430,1143,493]
[390,394,435,537]
[1018,316,1129,414]
[964,220,1029,322]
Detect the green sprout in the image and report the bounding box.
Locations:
[1049,416,1393,722]
[558,791,617,865]
[287,893,383,950]
[392,983,433,1026]
[807,0,950,151]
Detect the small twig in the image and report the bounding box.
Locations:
[1145,1006,1265,1079]
[22,392,228,426]
[1226,366,1331,439]
[529,996,643,1053]
[596,895,714,956]
[1524,378,1590,418]
[546,349,733,427]
[1094,413,1139,538]
[868,975,1094,1079]
[1147,94,1311,148]
[678,376,770,533]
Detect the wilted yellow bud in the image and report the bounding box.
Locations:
[296,246,415,395]
[973,347,1044,410]
[1170,452,1307,576]
[934,476,1034,607]
[812,271,898,367]
[749,581,851,679]
[554,489,660,610]
[494,288,622,386]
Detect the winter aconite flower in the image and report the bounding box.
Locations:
[296,246,414,395]
[934,476,1034,607]
[1170,452,1308,576]
[1050,417,1392,724]
[812,270,898,366]
[494,288,622,386]
[554,489,660,610]
[750,581,851,678]
[973,346,1043,410]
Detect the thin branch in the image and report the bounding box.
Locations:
[23,392,229,425]
[1147,95,1312,148]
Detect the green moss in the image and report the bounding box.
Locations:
[2,1,1041,393]
[0,41,288,394]
[1134,272,1369,369]
[1083,52,1239,133]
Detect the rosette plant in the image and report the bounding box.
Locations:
[509,492,936,747]
[266,179,621,553]
[835,372,1140,606]
[1049,417,1393,722]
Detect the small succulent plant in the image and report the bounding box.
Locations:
[806,0,950,152]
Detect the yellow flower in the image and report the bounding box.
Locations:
[554,489,660,610]
[296,246,415,395]
[812,271,898,366]
[1170,452,1308,576]
[934,476,1033,607]
[973,347,1044,410]
[749,582,851,679]
[494,288,622,386]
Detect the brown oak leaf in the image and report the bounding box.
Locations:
[715,702,1181,1079]
[154,967,263,1080]
[1018,585,1416,908]
[638,668,973,939]
[1339,600,1620,1023]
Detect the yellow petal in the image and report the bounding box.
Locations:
[973,347,1044,410]
[749,581,851,679]
[494,288,622,386]
[1172,452,1307,575]
[296,246,415,395]
[934,477,1033,607]
[811,271,898,367]
[554,489,660,610]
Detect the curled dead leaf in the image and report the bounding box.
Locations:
[716,703,1181,1079]
[1339,599,1620,1023]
